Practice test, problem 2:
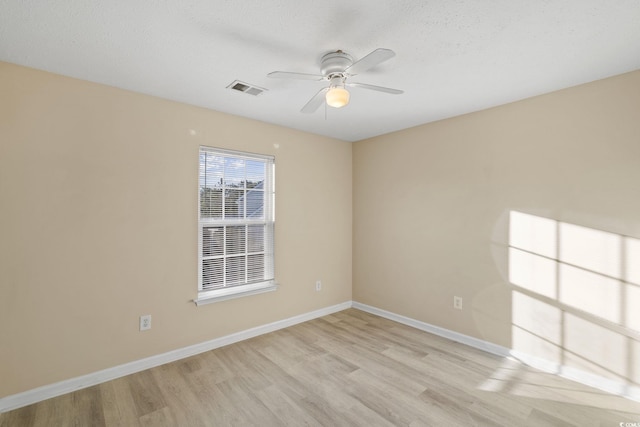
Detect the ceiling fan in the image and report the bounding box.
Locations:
[267,48,403,113]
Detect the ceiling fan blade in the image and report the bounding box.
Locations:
[267,71,324,81]
[344,48,396,75]
[301,88,329,113]
[347,82,403,95]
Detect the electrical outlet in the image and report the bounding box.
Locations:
[315,280,322,291]
[453,296,463,310]
[140,314,152,331]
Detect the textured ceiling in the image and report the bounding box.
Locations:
[2,1,640,141]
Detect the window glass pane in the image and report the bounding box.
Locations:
[226,256,246,286]
[224,189,245,219]
[200,153,224,186]
[246,160,265,187]
[202,227,224,257]
[202,258,224,290]
[226,226,246,255]
[200,188,222,219]
[224,157,245,188]
[248,225,265,253]
[248,254,264,282]
[244,189,264,219]
[199,153,223,219]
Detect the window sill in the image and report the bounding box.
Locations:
[194,281,278,306]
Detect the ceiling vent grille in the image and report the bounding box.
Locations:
[227,80,267,96]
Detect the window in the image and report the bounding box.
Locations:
[196,146,276,305]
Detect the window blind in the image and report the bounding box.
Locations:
[198,147,275,295]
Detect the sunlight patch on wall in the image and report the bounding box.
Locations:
[512,291,562,363]
[508,211,640,397]
[628,285,640,333]
[559,222,621,278]
[559,263,621,324]
[509,211,557,259]
[509,248,557,299]
[625,238,640,285]
[564,313,627,380]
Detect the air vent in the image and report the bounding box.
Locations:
[227,80,267,96]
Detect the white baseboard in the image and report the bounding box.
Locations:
[510,350,640,402]
[352,301,640,402]
[4,299,638,413]
[0,301,352,413]
[352,302,511,358]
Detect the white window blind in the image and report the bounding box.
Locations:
[196,146,276,304]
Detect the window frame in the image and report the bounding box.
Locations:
[195,146,276,306]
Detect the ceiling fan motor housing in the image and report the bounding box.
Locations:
[320,51,353,77]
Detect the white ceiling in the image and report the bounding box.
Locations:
[2,1,640,142]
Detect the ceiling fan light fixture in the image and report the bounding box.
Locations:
[268,48,401,113]
[325,86,350,108]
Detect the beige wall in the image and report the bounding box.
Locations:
[0,62,352,398]
[3,59,640,399]
[353,70,640,387]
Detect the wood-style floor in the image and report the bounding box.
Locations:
[2,308,640,426]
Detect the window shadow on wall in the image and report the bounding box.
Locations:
[506,211,640,400]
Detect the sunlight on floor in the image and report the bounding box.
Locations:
[478,359,640,414]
